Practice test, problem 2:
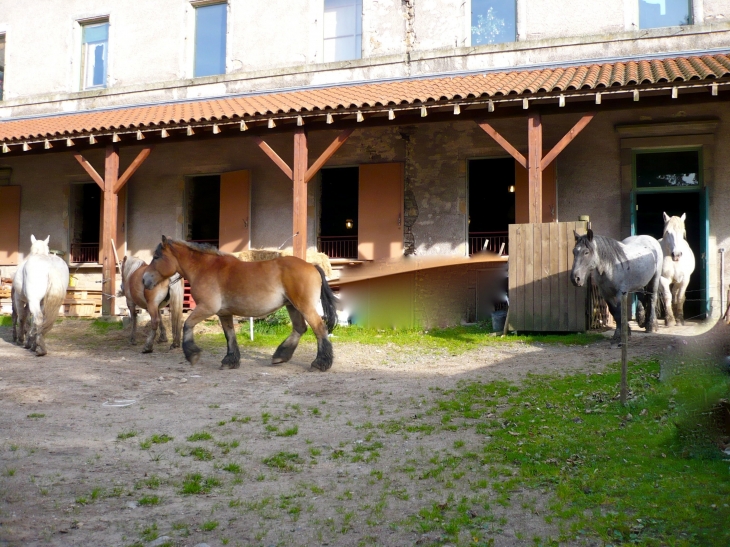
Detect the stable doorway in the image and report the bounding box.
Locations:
[319,167,359,259]
[468,158,515,255]
[632,149,708,319]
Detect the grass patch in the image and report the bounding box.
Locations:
[276,425,299,437]
[187,431,213,442]
[90,319,124,333]
[138,495,160,506]
[263,451,304,472]
[189,447,214,461]
[26,413,45,419]
[117,430,139,440]
[429,359,730,545]
[201,520,219,532]
[139,434,173,450]
[0,315,12,327]
[179,473,222,495]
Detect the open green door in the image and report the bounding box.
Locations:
[700,186,710,317]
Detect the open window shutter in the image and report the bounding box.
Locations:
[219,170,251,253]
[0,186,21,265]
[358,163,404,261]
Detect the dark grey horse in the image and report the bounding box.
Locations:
[570,229,662,342]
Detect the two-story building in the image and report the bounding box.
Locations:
[1,1,729,325]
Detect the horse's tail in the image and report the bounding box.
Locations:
[168,275,184,346]
[315,265,338,333]
[40,267,67,336]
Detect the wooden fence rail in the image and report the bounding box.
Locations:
[507,221,588,332]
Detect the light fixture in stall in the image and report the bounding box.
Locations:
[345,219,354,230]
[508,184,515,193]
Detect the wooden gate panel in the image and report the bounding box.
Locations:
[508,221,587,332]
[0,186,21,265]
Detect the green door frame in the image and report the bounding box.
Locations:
[630,147,710,318]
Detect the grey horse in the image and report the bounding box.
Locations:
[570,229,662,342]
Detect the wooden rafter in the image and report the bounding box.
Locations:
[304,128,354,183]
[73,154,105,190]
[476,121,527,168]
[540,113,596,170]
[251,136,293,179]
[114,146,152,193]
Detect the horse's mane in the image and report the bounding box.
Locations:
[122,256,146,278]
[154,238,226,258]
[579,234,628,269]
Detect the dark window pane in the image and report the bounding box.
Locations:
[472,0,516,45]
[636,150,700,188]
[195,3,227,77]
[639,0,692,29]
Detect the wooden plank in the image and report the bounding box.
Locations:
[292,129,308,259]
[476,121,527,168]
[508,224,521,331]
[549,222,560,330]
[540,113,596,170]
[303,128,354,184]
[523,223,534,331]
[531,223,542,331]
[558,221,569,331]
[73,154,104,190]
[0,186,21,265]
[252,136,293,180]
[567,221,577,332]
[527,113,543,223]
[101,145,119,316]
[541,222,551,330]
[114,146,152,193]
[509,224,525,331]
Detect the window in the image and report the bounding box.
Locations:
[81,22,109,89]
[0,34,5,100]
[639,0,692,29]
[194,3,227,77]
[471,0,516,46]
[635,150,700,188]
[323,0,362,63]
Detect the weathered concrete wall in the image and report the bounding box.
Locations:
[2,1,730,119]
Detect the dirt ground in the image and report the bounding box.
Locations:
[0,317,712,547]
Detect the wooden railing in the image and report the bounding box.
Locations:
[468,231,508,256]
[317,236,358,259]
[70,243,99,263]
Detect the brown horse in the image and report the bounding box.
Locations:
[142,236,337,371]
[120,256,183,353]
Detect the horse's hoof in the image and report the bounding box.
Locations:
[170,343,180,350]
[187,352,201,366]
[130,340,137,346]
[142,347,153,354]
[157,338,168,344]
[310,358,332,372]
[35,348,47,357]
[271,357,287,364]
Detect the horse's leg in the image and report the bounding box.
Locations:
[272,304,308,365]
[219,314,241,369]
[659,277,675,326]
[676,280,689,325]
[606,299,622,342]
[645,274,661,333]
[157,311,169,344]
[181,307,213,365]
[142,306,159,353]
[298,307,333,372]
[128,302,138,345]
[16,303,29,345]
[27,299,46,356]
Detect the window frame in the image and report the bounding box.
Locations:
[631,146,703,193]
[79,19,110,91]
[323,0,363,63]
[466,0,518,48]
[638,0,693,30]
[192,1,228,78]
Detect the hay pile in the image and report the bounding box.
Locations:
[234,249,332,278]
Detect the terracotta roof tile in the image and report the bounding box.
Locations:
[2,53,729,143]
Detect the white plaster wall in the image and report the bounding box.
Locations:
[524,0,627,39]
[362,0,406,58]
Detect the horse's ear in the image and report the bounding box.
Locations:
[43,235,50,245]
[587,229,594,242]
[573,230,580,242]
[30,234,36,244]
[680,213,686,222]
[161,235,168,246]
[663,212,670,223]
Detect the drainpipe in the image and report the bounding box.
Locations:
[719,248,725,318]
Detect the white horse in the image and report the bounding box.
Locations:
[658,212,695,326]
[12,235,69,356]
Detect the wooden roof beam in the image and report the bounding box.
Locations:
[540,112,596,170]
[475,121,527,168]
[73,153,105,190]
[303,128,354,184]
[251,135,293,179]
[114,146,152,194]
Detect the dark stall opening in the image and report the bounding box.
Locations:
[319,167,359,259]
[186,175,220,248]
[468,158,515,255]
[635,191,702,320]
[70,183,101,263]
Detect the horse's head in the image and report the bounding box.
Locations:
[29,235,50,255]
[662,212,687,262]
[143,235,180,289]
[570,229,598,287]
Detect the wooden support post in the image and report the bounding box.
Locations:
[102,145,120,316]
[527,112,543,224]
[292,128,308,259]
[620,291,629,406]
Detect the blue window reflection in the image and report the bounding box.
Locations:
[195,3,227,77]
[471,0,516,46]
[639,0,692,29]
